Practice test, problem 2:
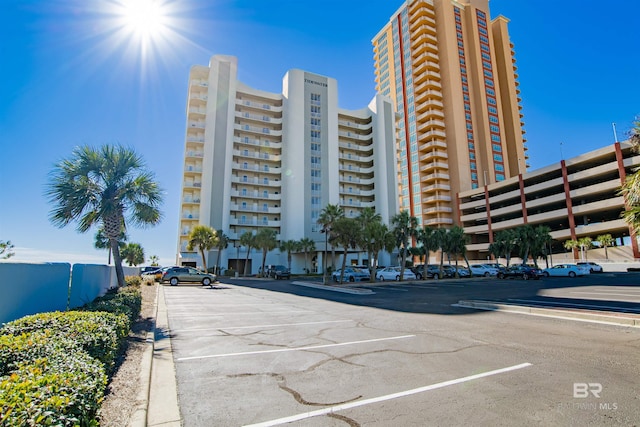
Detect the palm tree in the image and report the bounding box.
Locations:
[356,207,382,271]
[187,225,218,271]
[530,226,552,268]
[620,117,640,232]
[46,145,163,287]
[577,237,592,261]
[317,204,344,271]
[332,217,360,284]
[447,226,470,277]
[148,255,160,266]
[239,231,256,276]
[213,230,230,275]
[390,210,418,280]
[564,239,580,259]
[255,228,277,277]
[363,222,389,282]
[595,234,614,260]
[121,242,145,266]
[434,228,449,276]
[489,229,517,266]
[416,226,439,279]
[94,226,128,265]
[514,224,537,264]
[298,237,316,274]
[279,239,299,273]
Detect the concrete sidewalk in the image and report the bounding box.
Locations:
[130,284,182,427]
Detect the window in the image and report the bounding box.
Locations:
[263,177,269,184]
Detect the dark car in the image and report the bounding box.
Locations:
[268,265,291,279]
[411,264,452,280]
[497,264,541,280]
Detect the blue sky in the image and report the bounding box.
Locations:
[1,0,639,267]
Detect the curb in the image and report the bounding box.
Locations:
[128,284,159,427]
[455,300,640,327]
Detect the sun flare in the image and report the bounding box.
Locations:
[119,0,167,38]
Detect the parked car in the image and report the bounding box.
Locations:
[497,264,541,280]
[452,266,471,277]
[140,266,161,275]
[268,265,291,279]
[332,267,370,283]
[576,262,603,273]
[542,264,590,278]
[483,263,506,270]
[469,264,500,277]
[161,267,217,286]
[376,266,417,281]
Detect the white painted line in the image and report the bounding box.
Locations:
[173,320,353,333]
[177,335,415,361]
[243,362,532,427]
[169,310,311,317]
[570,291,640,297]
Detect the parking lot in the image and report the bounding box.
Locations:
[160,275,640,426]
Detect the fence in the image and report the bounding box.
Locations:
[0,262,139,325]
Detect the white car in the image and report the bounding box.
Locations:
[376,267,416,281]
[542,264,590,278]
[576,262,603,273]
[469,264,499,277]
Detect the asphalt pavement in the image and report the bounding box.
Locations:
[140,273,640,426]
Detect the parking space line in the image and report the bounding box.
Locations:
[172,320,353,333]
[243,362,532,426]
[176,335,415,361]
[169,310,311,317]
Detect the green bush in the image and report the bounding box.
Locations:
[1,311,129,374]
[0,352,106,426]
[83,286,141,325]
[0,282,142,425]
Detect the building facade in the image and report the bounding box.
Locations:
[177,55,399,272]
[458,141,640,260]
[372,0,526,228]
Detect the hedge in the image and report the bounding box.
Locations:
[0,284,142,426]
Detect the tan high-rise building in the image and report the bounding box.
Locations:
[373,0,526,227]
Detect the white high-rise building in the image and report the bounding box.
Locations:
[177,55,399,274]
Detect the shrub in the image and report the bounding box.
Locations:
[125,275,141,287]
[83,286,141,325]
[0,352,106,426]
[1,311,129,374]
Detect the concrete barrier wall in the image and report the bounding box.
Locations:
[68,264,112,309]
[0,262,142,325]
[0,262,71,325]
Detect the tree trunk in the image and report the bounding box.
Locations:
[339,248,348,284]
[243,248,251,276]
[200,249,208,271]
[110,238,126,288]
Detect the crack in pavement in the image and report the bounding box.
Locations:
[327,412,361,426]
[228,372,363,407]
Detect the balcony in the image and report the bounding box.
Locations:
[188,121,205,129]
[338,131,373,142]
[183,182,202,188]
[185,151,204,159]
[231,190,281,200]
[238,99,283,112]
[235,123,282,137]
